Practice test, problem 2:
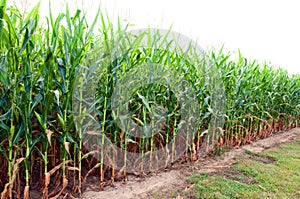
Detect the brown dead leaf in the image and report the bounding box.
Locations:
[64,142,70,156]
[49,177,68,199]
[0,183,9,199]
[67,166,80,171]
[46,129,54,146]
[45,172,50,187]
[23,185,30,199]
[49,160,72,175]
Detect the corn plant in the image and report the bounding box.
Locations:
[0,1,299,198]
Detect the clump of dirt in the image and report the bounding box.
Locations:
[210,169,255,185]
[246,153,277,164]
[82,128,300,199]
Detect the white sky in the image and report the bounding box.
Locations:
[8,0,300,74]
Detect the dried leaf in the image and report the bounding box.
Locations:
[46,129,53,146]
[192,143,197,161]
[23,185,30,199]
[1,183,9,199]
[67,166,80,171]
[83,163,102,184]
[86,130,101,135]
[1,157,26,199]
[126,138,137,144]
[49,177,68,199]
[64,142,70,156]
[12,158,26,185]
[45,172,50,187]
[62,177,68,189]
[81,150,100,159]
[49,160,72,175]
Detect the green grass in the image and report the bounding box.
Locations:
[186,140,300,199]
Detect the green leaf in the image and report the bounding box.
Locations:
[0,66,9,88]
[0,107,11,121]
[35,111,43,126]
[0,6,18,44]
[13,123,24,144]
[30,93,43,114]
[137,92,151,112]
[0,0,6,7]
[57,113,65,127]
[19,27,30,55]
[24,1,40,24]
[86,6,100,38]
[0,121,9,131]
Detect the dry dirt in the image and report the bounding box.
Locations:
[82,128,300,199]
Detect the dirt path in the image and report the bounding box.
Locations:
[82,128,300,199]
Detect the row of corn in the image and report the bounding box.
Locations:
[0,2,299,198]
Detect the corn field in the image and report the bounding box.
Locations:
[0,2,299,199]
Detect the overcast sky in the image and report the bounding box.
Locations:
[8,0,300,74]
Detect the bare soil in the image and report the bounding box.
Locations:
[82,128,300,199]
